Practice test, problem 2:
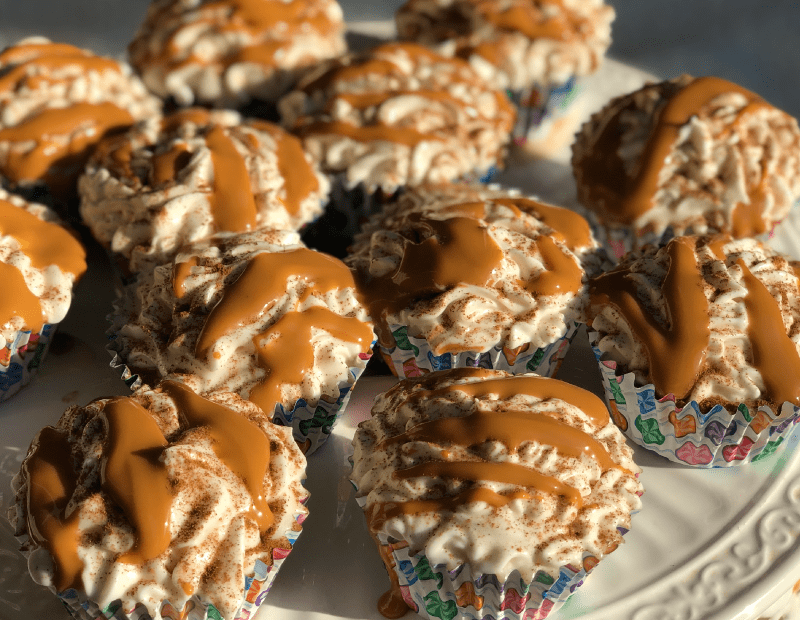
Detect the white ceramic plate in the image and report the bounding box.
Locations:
[3,23,800,620]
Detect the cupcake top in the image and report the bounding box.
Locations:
[572,75,800,242]
[351,368,643,580]
[346,185,589,354]
[128,0,347,106]
[0,38,160,198]
[278,42,516,193]
[8,380,308,619]
[588,234,800,410]
[396,0,615,91]
[0,189,86,347]
[112,228,374,416]
[79,108,329,274]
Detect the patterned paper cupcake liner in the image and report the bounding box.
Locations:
[0,323,56,401]
[590,331,800,467]
[54,507,307,620]
[106,327,373,455]
[380,322,579,380]
[509,76,581,149]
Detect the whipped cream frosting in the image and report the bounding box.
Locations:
[112,229,373,415]
[572,75,800,244]
[346,186,589,354]
[79,108,329,275]
[396,0,614,91]
[129,0,346,106]
[8,381,308,619]
[279,42,515,193]
[0,188,86,347]
[351,368,643,581]
[589,235,800,409]
[0,38,160,196]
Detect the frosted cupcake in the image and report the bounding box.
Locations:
[351,368,643,620]
[0,38,160,205]
[109,228,374,453]
[572,75,800,259]
[79,107,329,275]
[346,185,591,378]
[588,234,800,467]
[396,0,615,155]
[7,380,308,620]
[0,189,86,400]
[128,0,346,108]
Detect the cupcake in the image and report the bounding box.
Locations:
[351,368,643,620]
[0,37,160,206]
[0,189,86,400]
[395,0,615,156]
[79,107,329,275]
[587,234,800,467]
[572,75,800,259]
[278,42,515,255]
[346,184,592,379]
[7,380,308,620]
[109,228,374,454]
[128,0,347,109]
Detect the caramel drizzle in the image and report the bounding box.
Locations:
[150,142,193,186]
[476,0,582,42]
[101,398,172,564]
[525,234,582,297]
[0,198,86,276]
[160,108,214,132]
[493,197,592,252]
[161,380,275,533]
[589,236,710,400]
[249,305,374,414]
[0,49,121,95]
[23,426,83,592]
[0,261,46,332]
[195,248,357,357]
[173,256,199,298]
[204,125,258,232]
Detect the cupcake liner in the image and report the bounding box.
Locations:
[380,321,579,379]
[53,507,307,620]
[0,323,56,401]
[590,331,800,467]
[509,76,581,147]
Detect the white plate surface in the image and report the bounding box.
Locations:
[3,24,800,620]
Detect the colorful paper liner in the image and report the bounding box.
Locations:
[589,331,800,467]
[0,323,56,401]
[54,508,307,620]
[379,321,579,379]
[508,76,581,147]
[106,332,373,455]
[372,539,616,620]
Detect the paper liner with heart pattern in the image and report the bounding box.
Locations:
[590,331,800,467]
[379,321,579,380]
[0,323,56,402]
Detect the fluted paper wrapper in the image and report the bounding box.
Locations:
[54,509,307,620]
[380,322,579,379]
[590,331,800,467]
[0,323,56,401]
[510,76,582,153]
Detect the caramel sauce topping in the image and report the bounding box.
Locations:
[162,380,275,533]
[493,197,592,252]
[173,256,199,299]
[23,426,83,592]
[101,398,172,564]
[478,0,582,42]
[0,50,121,95]
[525,234,582,297]
[196,248,357,357]
[150,143,193,186]
[0,261,47,332]
[590,236,710,400]
[0,198,86,276]
[160,108,214,132]
[296,120,439,148]
[204,125,258,232]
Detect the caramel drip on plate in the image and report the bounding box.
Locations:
[248,120,319,216]
[161,380,275,533]
[173,256,199,298]
[493,197,592,251]
[0,102,134,186]
[589,236,710,400]
[358,214,502,346]
[195,248,356,356]
[0,261,46,332]
[524,234,582,297]
[23,426,83,592]
[0,198,86,276]
[249,306,373,414]
[373,539,410,619]
[738,260,800,407]
[204,125,258,232]
[101,398,172,564]
[150,142,193,186]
